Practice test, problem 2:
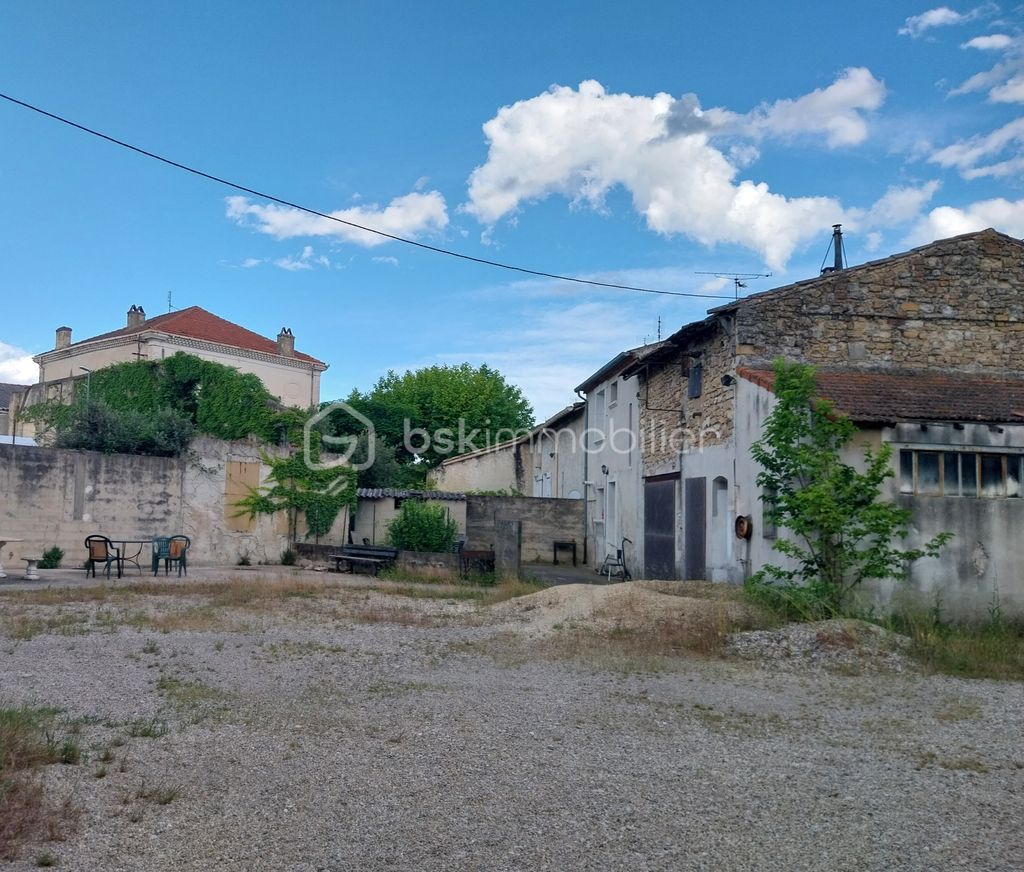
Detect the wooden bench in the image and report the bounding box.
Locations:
[328,545,398,576]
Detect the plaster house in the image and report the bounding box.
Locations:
[27,305,327,413]
[431,403,585,498]
[617,228,1024,617]
[574,342,668,569]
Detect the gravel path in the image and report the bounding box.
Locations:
[1,579,1022,871]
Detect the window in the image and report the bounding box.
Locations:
[687,363,703,399]
[899,449,1023,498]
[609,380,618,407]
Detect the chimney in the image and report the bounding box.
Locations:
[55,326,72,350]
[277,327,295,357]
[832,224,844,272]
[126,305,146,329]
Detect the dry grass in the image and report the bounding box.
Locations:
[0,706,77,860]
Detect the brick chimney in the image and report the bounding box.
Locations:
[277,328,295,357]
[127,305,146,329]
[55,326,72,350]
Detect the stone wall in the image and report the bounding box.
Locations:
[730,229,1024,372]
[465,495,585,564]
[0,436,351,571]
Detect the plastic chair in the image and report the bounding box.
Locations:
[154,535,190,577]
[84,535,122,579]
[151,537,170,575]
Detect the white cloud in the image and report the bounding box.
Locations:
[743,67,886,147]
[372,256,399,266]
[962,33,1014,50]
[240,257,263,268]
[991,74,1024,102]
[464,75,892,270]
[930,116,1024,177]
[909,196,1024,242]
[858,182,943,227]
[273,245,331,271]
[226,189,448,248]
[0,341,37,384]
[900,5,994,38]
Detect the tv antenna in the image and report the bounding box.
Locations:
[694,271,773,299]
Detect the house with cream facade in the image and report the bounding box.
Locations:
[8,305,327,437]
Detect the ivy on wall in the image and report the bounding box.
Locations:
[235,430,357,542]
[25,352,301,453]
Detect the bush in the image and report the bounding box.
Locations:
[49,399,194,457]
[38,547,64,570]
[386,500,458,553]
[280,548,297,566]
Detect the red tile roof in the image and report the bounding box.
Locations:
[738,367,1024,424]
[65,306,325,366]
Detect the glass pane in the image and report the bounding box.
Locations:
[917,452,940,495]
[962,454,977,497]
[943,453,960,496]
[1009,456,1021,498]
[981,454,1004,498]
[899,450,914,494]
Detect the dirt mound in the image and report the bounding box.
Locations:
[491,581,761,637]
[726,618,915,672]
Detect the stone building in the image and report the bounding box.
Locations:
[12,306,327,436]
[618,228,1024,616]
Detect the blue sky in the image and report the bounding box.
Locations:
[1,1,1022,418]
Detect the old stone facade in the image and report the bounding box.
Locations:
[616,228,1024,612]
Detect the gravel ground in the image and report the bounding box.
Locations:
[1,576,1022,871]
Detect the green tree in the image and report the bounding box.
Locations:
[322,363,534,470]
[749,359,950,616]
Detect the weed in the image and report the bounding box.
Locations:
[136,782,179,805]
[35,852,58,867]
[126,717,168,738]
[213,640,225,652]
[141,640,160,655]
[93,766,108,779]
[58,738,81,765]
[97,747,115,764]
[0,706,75,859]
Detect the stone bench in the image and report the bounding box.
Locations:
[21,557,41,581]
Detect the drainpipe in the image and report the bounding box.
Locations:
[575,388,589,565]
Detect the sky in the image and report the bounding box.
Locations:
[1,1,1022,419]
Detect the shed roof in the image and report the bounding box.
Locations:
[356,487,466,501]
[738,366,1024,424]
[0,382,29,410]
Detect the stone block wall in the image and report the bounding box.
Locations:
[732,230,1024,372]
[465,495,585,563]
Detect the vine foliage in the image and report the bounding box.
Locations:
[235,429,357,542]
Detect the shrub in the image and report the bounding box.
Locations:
[38,547,64,570]
[280,548,297,566]
[386,501,458,553]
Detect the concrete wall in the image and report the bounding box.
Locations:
[466,495,585,564]
[352,497,466,546]
[0,436,351,571]
[431,444,523,494]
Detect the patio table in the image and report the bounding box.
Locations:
[106,538,153,578]
[0,537,24,579]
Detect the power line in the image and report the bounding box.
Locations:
[0,91,737,301]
